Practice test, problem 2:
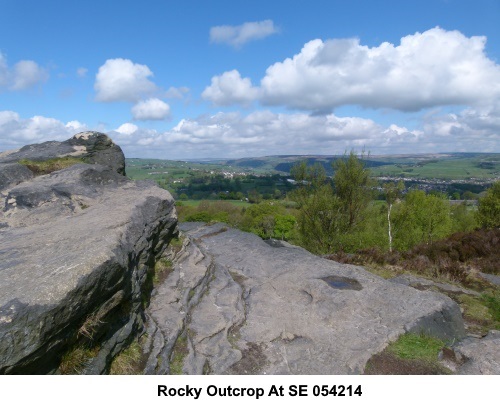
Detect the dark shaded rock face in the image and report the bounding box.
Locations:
[0,134,177,374]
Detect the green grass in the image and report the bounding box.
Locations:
[109,340,143,375]
[154,258,173,285]
[59,345,99,374]
[169,334,188,375]
[18,156,85,175]
[177,199,251,208]
[387,333,445,362]
[482,292,500,324]
[371,156,499,180]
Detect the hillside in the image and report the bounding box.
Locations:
[126,153,499,182]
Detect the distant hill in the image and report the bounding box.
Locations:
[221,153,500,180]
[125,152,499,182]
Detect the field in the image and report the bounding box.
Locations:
[125,153,499,201]
[369,155,499,180]
[177,199,252,208]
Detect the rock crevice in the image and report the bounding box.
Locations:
[0,132,177,374]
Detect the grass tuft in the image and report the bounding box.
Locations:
[109,340,143,375]
[170,334,188,375]
[387,333,445,362]
[154,258,174,285]
[18,156,85,175]
[59,346,99,374]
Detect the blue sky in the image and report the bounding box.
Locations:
[1,0,499,158]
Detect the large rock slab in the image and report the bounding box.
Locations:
[146,223,466,375]
[0,135,177,374]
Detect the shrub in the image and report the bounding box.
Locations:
[476,181,500,228]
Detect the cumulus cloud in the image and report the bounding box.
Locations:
[204,28,500,112]
[94,58,158,102]
[421,103,500,151]
[202,70,260,106]
[2,105,498,159]
[0,53,48,91]
[210,20,278,48]
[115,123,139,135]
[131,98,171,120]
[0,111,87,151]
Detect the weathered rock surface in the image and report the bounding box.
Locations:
[441,330,500,374]
[0,131,125,191]
[144,223,466,375]
[390,274,481,297]
[0,134,177,374]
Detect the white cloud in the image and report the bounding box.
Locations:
[0,111,87,150]
[76,67,88,78]
[94,58,158,102]
[260,27,500,111]
[131,98,171,120]
[202,70,260,106]
[115,123,139,135]
[210,20,278,48]
[2,105,498,159]
[204,28,500,113]
[65,120,86,132]
[110,106,499,158]
[0,52,48,91]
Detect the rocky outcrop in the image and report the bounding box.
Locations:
[143,222,466,375]
[440,330,500,374]
[0,133,177,374]
[0,131,125,191]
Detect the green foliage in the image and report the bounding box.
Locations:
[18,156,85,175]
[476,181,500,228]
[240,202,296,239]
[59,345,99,374]
[450,203,478,233]
[333,150,372,229]
[273,214,297,240]
[170,335,188,375]
[178,199,298,242]
[392,191,452,251]
[458,293,500,334]
[290,153,374,253]
[154,258,174,285]
[387,333,445,361]
[481,292,500,324]
[185,211,212,222]
[293,184,344,253]
[109,340,143,375]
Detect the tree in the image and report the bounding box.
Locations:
[393,191,452,250]
[383,181,404,252]
[476,181,500,228]
[333,150,372,230]
[289,162,343,252]
[450,202,478,233]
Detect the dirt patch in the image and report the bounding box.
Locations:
[364,351,450,375]
[196,227,228,242]
[228,342,268,374]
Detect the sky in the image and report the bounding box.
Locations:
[0,0,499,159]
